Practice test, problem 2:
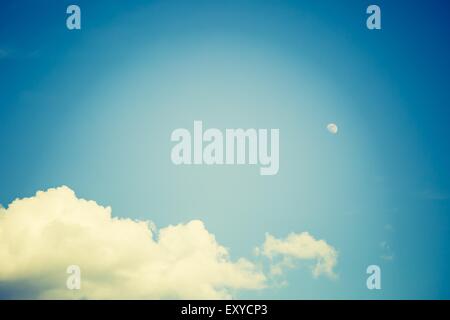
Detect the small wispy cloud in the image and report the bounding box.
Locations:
[0,47,41,60]
[421,189,449,200]
[256,232,338,279]
[0,186,338,299]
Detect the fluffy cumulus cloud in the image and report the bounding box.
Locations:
[257,232,338,278]
[0,186,338,299]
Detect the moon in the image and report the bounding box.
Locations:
[327,123,338,134]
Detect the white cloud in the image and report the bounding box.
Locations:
[0,186,265,299]
[257,232,338,278]
[0,186,338,299]
[421,189,449,200]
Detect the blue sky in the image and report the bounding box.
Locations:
[1,0,450,299]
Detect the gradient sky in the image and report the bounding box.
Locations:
[1,0,450,299]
